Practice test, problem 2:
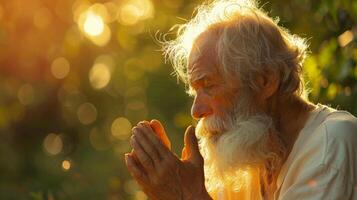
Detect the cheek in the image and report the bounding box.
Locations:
[211,89,237,114]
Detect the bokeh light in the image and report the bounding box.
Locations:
[83,11,105,36]
[111,117,132,140]
[77,102,97,125]
[51,57,71,79]
[77,3,111,46]
[17,84,35,106]
[338,30,353,47]
[89,62,111,89]
[118,4,141,26]
[43,133,63,155]
[62,160,71,171]
[118,0,154,26]
[89,127,111,151]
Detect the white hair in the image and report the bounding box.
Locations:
[162,0,309,97]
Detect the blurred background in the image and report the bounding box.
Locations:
[0,0,355,199]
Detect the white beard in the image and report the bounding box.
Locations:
[196,95,285,192]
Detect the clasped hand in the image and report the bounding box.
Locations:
[124,120,211,200]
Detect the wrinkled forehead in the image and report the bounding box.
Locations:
[187,31,220,82]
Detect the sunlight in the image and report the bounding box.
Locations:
[76,3,111,46]
[118,0,154,26]
[83,11,104,36]
[118,4,141,26]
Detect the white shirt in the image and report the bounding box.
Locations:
[275,104,357,200]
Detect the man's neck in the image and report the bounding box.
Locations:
[259,95,316,198]
[273,95,316,156]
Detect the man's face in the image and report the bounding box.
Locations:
[187,31,282,192]
[188,31,240,129]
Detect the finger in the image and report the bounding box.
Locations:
[133,126,162,164]
[137,122,170,159]
[130,134,155,172]
[181,147,188,160]
[184,126,203,166]
[130,150,146,172]
[125,153,149,183]
[150,119,171,149]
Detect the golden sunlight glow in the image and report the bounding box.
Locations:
[33,6,53,29]
[83,11,104,36]
[51,57,70,79]
[76,3,111,46]
[111,117,132,140]
[178,0,255,55]
[118,0,154,26]
[0,4,4,20]
[77,102,97,125]
[338,30,353,47]
[95,54,115,69]
[207,169,261,199]
[62,160,71,171]
[43,133,63,155]
[89,62,111,89]
[104,2,119,23]
[118,4,141,26]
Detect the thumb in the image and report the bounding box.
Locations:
[181,147,188,160]
[184,126,203,166]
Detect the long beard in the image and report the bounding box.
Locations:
[196,94,285,192]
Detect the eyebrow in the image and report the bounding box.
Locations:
[188,72,207,84]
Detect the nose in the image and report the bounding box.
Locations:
[191,93,213,119]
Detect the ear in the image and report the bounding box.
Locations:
[256,70,280,100]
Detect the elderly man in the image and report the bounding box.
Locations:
[125,0,357,199]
